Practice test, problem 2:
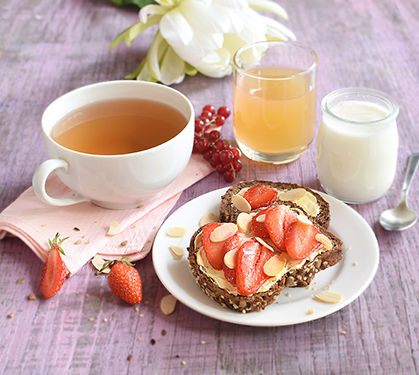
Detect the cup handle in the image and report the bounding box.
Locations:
[32,158,88,206]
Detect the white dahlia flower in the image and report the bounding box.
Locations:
[111,0,296,85]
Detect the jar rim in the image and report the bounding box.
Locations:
[321,87,399,125]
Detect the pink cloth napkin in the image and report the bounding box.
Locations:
[0,154,213,275]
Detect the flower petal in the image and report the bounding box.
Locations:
[139,4,169,24]
[179,0,230,34]
[160,8,194,47]
[212,0,248,9]
[247,0,289,20]
[262,15,296,41]
[196,49,233,77]
[160,47,186,85]
[146,31,168,81]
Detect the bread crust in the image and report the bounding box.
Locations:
[219,180,331,229]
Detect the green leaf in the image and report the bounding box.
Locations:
[111,0,157,8]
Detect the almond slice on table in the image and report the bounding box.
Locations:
[160,294,177,315]
[279,188,306,202]
[107,220,121,236]
[237,212,252,233]
[209,223,237,242]
[263,255,286,277]
[167,227,187,237]
[169,245,185,257]
[200,212,218,227]
[232,194,252,213]
[314,292,342,304]
[224,248,239,269]
[91,256,110,274]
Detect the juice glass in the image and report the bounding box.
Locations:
[233,41,318,164]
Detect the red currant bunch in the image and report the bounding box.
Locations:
[193,105,242,183]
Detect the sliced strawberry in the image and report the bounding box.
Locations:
[243,185,278,210]
[236,240,274,296]
[222,233,246,286]
[251,208,272,238]
[265,206,298,251]
[201,223,233,270]
[40,233,69,299]
[285,221,322,260]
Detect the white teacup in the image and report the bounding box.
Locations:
[32,80,194,210]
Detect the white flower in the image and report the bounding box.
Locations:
[111,0,296,85]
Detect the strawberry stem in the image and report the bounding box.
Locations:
[48,232,69,255]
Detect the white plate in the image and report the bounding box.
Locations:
[152,188,379,327]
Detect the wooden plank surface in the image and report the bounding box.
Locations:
[1,0,419,374]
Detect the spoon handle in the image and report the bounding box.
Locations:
[401,153,419,201]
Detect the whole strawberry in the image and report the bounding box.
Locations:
[106,260,142,305]
[41,233,69,299]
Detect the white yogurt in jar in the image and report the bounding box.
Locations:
[317,88,399,204]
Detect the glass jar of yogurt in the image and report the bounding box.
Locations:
[317,87,399,204]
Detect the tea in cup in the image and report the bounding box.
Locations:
[232,41,318,164]
[32,80,194,210]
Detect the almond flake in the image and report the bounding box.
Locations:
[209,223,237,242]
[160,294,177,315]
[279,188,306,202]
[199,212,218,227]
[297,215,312,225]
[224,248,238,269]
[167,227,187,238]
[169,245,185,257]
[263,255,286,276]
[255,237,274,252]
[91,256,110,274]
[107,220,121,236]
[237,213,252,233]
[314,292,342,304]
[232,194,252,213]
[315,234,332,250]
[255,214,266,223]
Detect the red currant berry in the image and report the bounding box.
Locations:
[211,150,221,164]
[200,110,213,120]
[200,117,210,126]
[217,106,231,119]
[208,130,221,142]
[223,169,236,183]
[195,119,205,133]
[230,147,241,160]
[215,139,230,151]
[220,150,234,165]
[202,105,215,116]
[203,150,213,161]
[232,160,242,172]
[214,115,225,127]
[197,138,210,152]
[216,163,229,175]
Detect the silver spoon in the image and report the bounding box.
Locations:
[380,152,419,231]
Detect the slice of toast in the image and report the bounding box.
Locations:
[219,180,331,229]
[187,206,343,314]
[188,226,286,314]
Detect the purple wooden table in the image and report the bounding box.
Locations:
[1,0,419,374]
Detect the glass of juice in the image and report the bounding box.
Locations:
[233,41,318,164]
